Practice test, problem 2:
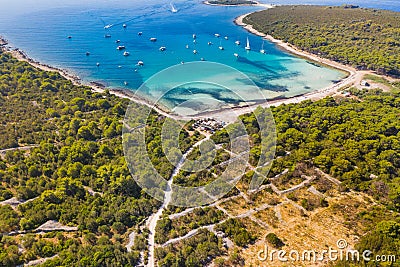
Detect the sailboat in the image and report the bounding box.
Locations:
[170,3,178,13]
[245,37,251,51]
[260,39,266,54]
[218,40,224,50]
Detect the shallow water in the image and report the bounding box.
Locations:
[0,0,396,111]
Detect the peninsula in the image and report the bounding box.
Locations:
[241,5,400,77]
[0,4,400,267]
[204,0,259,6]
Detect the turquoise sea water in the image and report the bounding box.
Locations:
[0,0,398,109]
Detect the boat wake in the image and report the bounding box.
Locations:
[170,2,178,13]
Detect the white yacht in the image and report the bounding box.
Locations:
[234,53,239,58]
[150,37,157,42]
[123,24,127,28]
[208,42,213,46]
[123,51,130,56]
[214,33,220,38]
[159,46,167,51]
[193,34,197,39]
[260,40,266,54]
[245,37,251,50]
[116,45,126,50]
[235,40,240,45]
[137,61,144,66]
[138,32,143,36]
[193,50,198,54]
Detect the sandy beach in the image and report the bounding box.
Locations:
[234,13,356,73]
[0,36,175,118]
[0,11,365,123]
[233,13,367,93]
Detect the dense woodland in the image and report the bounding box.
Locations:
[1,44,400,266]
[155,229,223,267]
[0,52,161,266]
[244,5,400,76]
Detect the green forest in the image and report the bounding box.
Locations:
[244,5,400,76]
[0,47,400,266]
[0,52,160,266]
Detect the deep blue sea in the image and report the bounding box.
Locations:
[0,0,398,110]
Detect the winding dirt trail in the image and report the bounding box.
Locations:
[0,145,38,159]
[146,137,210,267]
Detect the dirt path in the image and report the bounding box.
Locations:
[146,137,210,267]
[0,145,38,159]
[23,254,59,267]
[83,186,103,197]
